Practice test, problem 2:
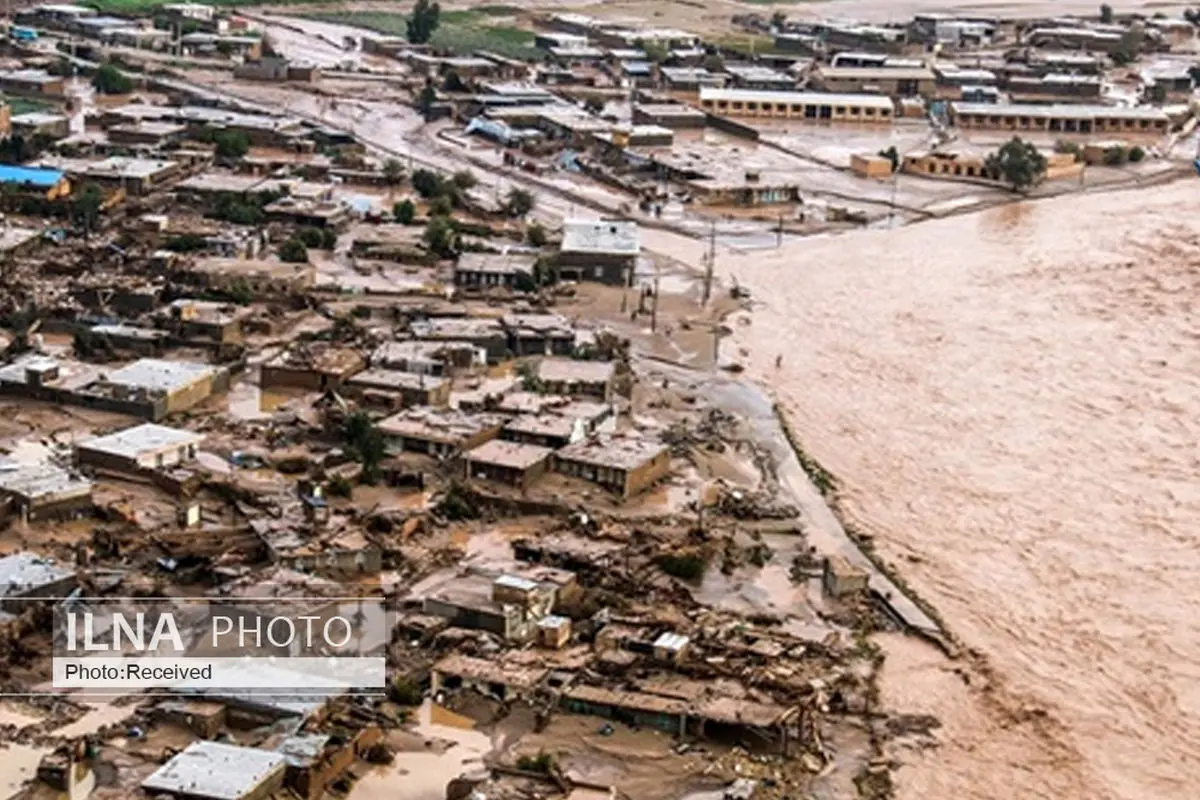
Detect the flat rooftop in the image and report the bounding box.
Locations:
[951,102,1170,121]
[103,359,215,394]
[78,423,202,460]
[503,313,573,336]
[0,552,75,597]
[411,318,505,340]
[503,412,576,440]
[141,741,286,800]
[373,340,467,366]
[348,369,446,392]
[188,258,316,280]
[556,434,667,470]
[434,653,549,690]
[561,219,639,256]
[267,344,363,375]
[379,408,506,445]
[537,358,615,384]
[456,251,536,276]
[465,439,553,470]
[699,87,896,109]
[0,459,93,503]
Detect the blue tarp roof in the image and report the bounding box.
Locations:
[0,166,64,187]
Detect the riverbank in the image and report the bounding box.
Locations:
[717,179,1200,800]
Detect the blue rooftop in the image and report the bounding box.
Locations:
[0,166,64,187]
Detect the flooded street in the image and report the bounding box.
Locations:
[348,702,491,800]
[712,181,1200,800]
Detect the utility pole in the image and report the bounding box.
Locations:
[701,220,715,306]
[650,268,660,333]
[776,213,784,248]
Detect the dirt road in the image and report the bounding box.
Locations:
[700,184,1200,800]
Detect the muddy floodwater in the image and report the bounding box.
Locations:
[719,182,1200,800]
[348,702,491,800]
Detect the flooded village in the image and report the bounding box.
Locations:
[0,1,1191,800]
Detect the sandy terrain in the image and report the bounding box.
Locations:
[693,182,1200,800]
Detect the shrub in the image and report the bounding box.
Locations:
[92,64,133,94]
[411,168,442,198]
[424,216,457,257]
[164,233,207,253]
[1103,145,1128,166]
[279,238,309,263]
[327,475,353,498]
[389,677,423,705]
[526,222,547,247]
[393,198,416,224]
[656,552,708,582]
[505,187,534,218]
[451,169,477,190]
[296,227,324,248]
[382,157,404,184]
[436,482,478,520]
[214,130,250,159]
[227,279,254,305]
[1054,140,1083,163]
[1128,145,1146,163]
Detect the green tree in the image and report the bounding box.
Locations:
[428,194,453,218]
[1103,145,1128,166]
[214,130,250,159]
[641,41,669,64]
[320,228,338,249]
[297,227,324,247]
[584,96,606,115]
[505,187,534,217]
[411,168,442,198]
[1054,139,1084,162]
[227,279,254,305]
[382,158,405,185]
[344,411,387,484]
[279,238,309,263]
[393,198,416,224]
[771,10,787,29]
[423,215,458,258]
[407,0,441,44]
[702,53,725,73]
[92,63,134,94]
[1128,145,1146,162]
[526,221,547,247]
[451,169,477,191]
[984,136,1047,192]
[73,183,104,239]
[1099,3,1114,23]
[878,145,899,172]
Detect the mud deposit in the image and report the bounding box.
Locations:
[724,184,1200,800]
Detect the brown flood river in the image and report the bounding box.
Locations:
[702,183,1200,800]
